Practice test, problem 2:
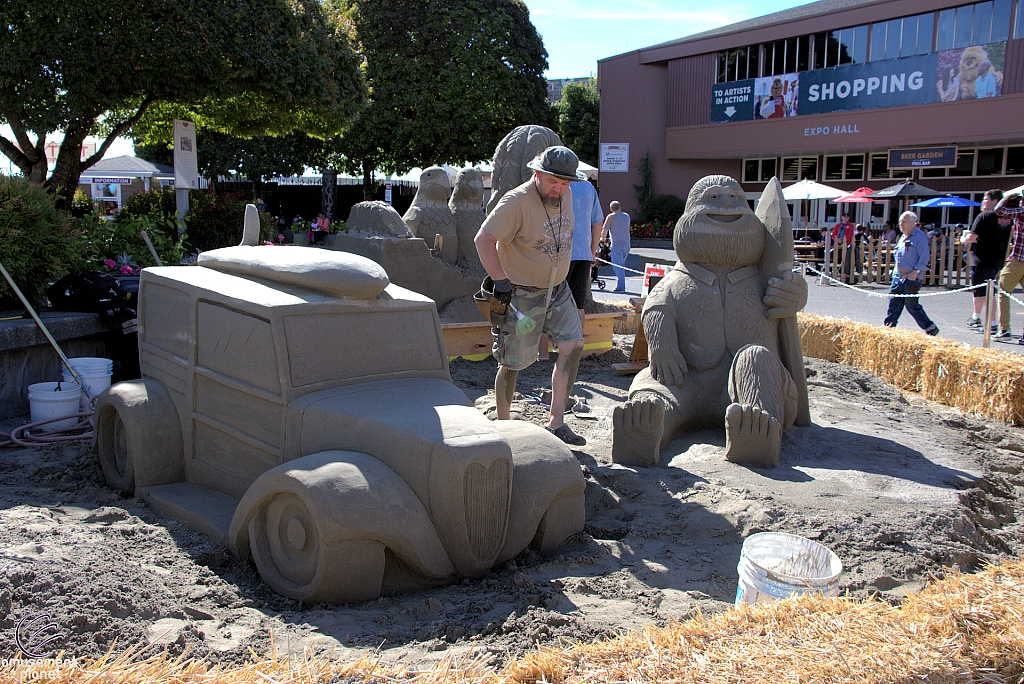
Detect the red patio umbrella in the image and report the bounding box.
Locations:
[832,187,878,203]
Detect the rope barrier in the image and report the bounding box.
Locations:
[997,287,1024,308]
[593,256,1024,308]
[593,256,647,276]
[804,264,987,298]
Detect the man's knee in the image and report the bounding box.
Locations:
[559,337,584,353]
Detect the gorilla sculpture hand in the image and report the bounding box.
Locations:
[763,270,808,320]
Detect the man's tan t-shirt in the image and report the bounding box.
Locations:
[481,179,574,287]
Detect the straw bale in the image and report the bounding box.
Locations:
[586,299,638,335]
[7,559,1022,684]
[799,314,1024,424]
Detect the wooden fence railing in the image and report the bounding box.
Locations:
[795,235,969,287]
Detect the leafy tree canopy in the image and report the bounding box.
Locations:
[137,130,325,186]
[335,0,555,193]
[556,79,599,167]
[0,0,364,205]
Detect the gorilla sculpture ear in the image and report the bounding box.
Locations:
[755,177,793,282]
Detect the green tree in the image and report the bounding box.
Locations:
[556,80,599,166]
[338,0,554,198]
[136,130,326,194]
[0,0,364,207]
[634,151,653,222]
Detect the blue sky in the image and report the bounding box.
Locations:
[523,0,811,79]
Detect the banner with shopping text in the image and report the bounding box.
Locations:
[708,42,1004,122]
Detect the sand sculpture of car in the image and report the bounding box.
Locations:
[91,210,585,604]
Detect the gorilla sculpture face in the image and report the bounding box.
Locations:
[674,175,765,267]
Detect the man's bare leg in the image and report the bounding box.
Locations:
[562,309,586,406]
[495,365,519,420]
[546,340,583,431]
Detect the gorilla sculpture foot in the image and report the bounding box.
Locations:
[724,403,781,467]
[612,397,665,467]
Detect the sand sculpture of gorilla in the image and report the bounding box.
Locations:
[612,175,810,467]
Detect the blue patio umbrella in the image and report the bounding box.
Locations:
[910,195,982,208]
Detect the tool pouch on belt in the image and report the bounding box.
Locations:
[474,276,508,328]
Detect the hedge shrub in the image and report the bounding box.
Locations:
[0,176,84,309]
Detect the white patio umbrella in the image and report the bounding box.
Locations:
[1006,182,1024,196]
[782,180,845,233]
[782,179,846,201]
[576,160,599,181]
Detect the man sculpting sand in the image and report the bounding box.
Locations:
[474,146,588,446]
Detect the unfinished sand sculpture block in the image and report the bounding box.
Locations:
[486,125,562,214]
[347,201,412,237]
[612,176,810,468]
[404,167,457,264]
[449,167,485,267]
[92,208,585,604]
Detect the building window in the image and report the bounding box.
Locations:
[824,154,865,180]
[845,155,865,180]
[781,156,818,181]
[869,153,910,180]
[743,158,778,183]
[825,156,844,180]
[871,13,934,60]
[1007,147,1024,175]
[937,0,1011,50]
[870,154,890,179]
[950,150,976,176]
[976,148,1004,176]
[717,45,759,82]
[1016,0,1024,39]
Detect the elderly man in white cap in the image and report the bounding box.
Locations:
[474,146,588,446]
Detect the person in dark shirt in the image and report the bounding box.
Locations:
[963,190,1010,329]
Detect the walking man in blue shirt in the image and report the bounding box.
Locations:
[883,211,939,335]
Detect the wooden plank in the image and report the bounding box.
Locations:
[442,325,493,358]
[441,312,625,361]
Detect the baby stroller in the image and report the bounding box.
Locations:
[592,239,611,289]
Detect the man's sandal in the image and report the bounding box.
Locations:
[549,424,586,446]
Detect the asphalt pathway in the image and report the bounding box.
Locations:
[591,249,1024,356]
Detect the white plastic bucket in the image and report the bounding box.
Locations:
[62,357,113,411]
[735,532,842,607]
[27,381,83,432]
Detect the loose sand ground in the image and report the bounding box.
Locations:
[1,339,1021,671]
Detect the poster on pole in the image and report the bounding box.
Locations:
[173,119,199,189]
[600,143,629,172]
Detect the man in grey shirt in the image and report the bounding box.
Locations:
[883,211,938,335]
[600,201,631,291]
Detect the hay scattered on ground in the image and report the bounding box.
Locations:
[799,313,1024,424]
[7,559,1023,683]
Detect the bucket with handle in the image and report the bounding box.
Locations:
[62,357,113,411]
[27,381,83,432]
[735,532,842,607]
